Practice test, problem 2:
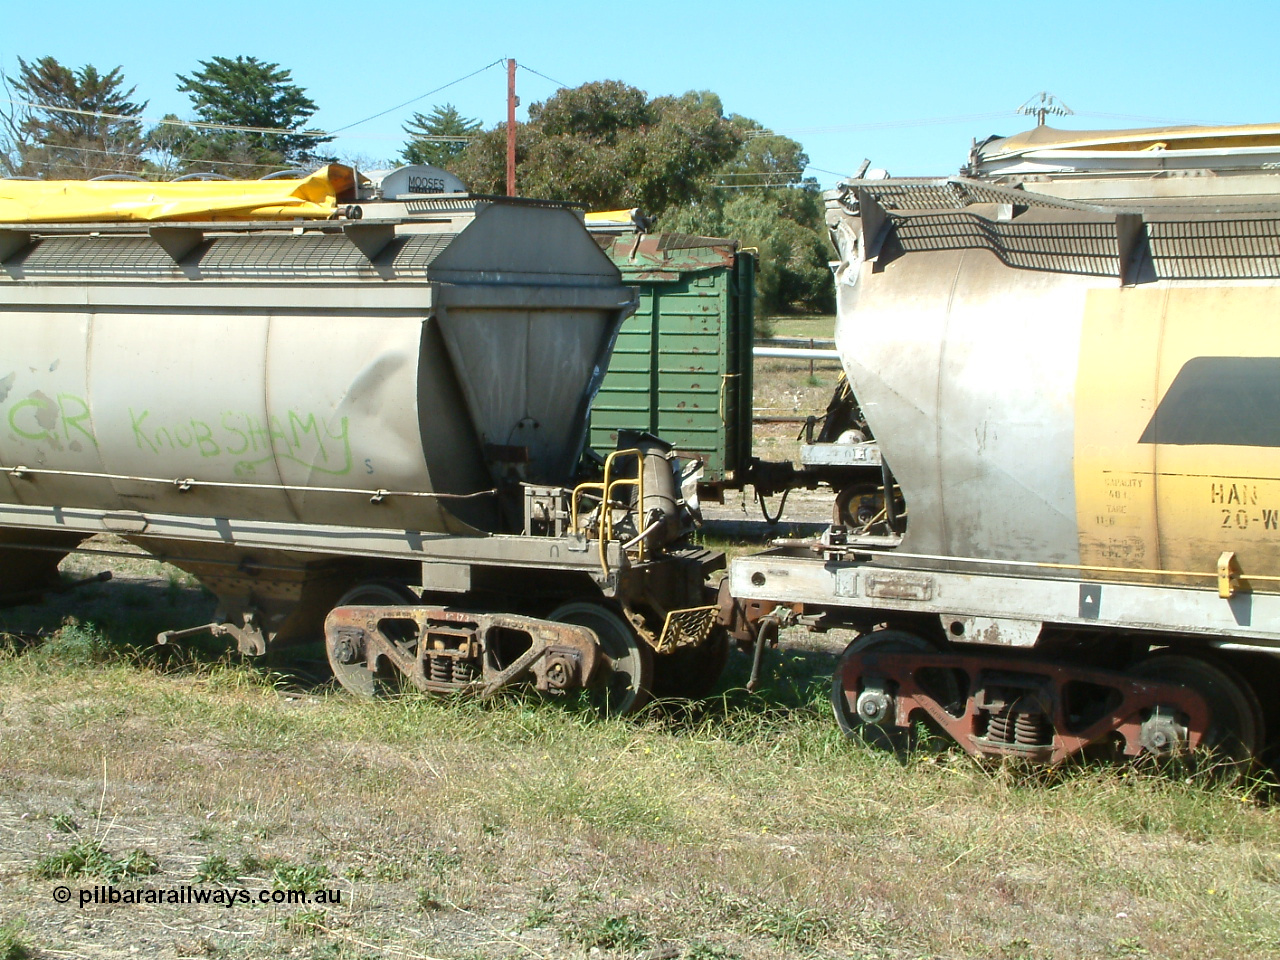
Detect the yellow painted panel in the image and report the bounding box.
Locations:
[1075,285,1280,588]
[0,165,355,223]
[1074,287,1161,571]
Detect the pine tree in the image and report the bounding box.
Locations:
[171,56,330,171]
[1,56,147,178]
[400,104,480,169]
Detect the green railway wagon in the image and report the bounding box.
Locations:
[590,232,756,494]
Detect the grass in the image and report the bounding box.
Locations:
[33,840,159,881]
[193,853,238,884]
[0,923,31,960]
[2,618,1280,959]
[272,861,331,893]
[572,914,651,950]
[749,352,846,472]
[759,313,835,341]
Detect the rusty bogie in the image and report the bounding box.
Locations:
[834,641,1214,764]
[325,604,602,698]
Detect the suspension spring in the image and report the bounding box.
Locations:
[986,705,1014,744]
[453,659,477,684]
[429,655,453,684]
[1014,708,1052,747]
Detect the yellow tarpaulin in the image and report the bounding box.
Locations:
[0,164,357,223]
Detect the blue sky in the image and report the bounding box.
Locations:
[3,0,1276,189]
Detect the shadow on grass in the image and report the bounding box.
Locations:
[636,642,840,740]
[0,573,250,676]
[9,577,1280,800]
[1,564,839,723]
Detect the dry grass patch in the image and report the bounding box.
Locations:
[3,550,1280,958]
[1,630,1279,958]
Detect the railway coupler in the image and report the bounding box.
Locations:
[324,604,603,696]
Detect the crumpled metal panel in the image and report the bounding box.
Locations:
[596,232,738,283]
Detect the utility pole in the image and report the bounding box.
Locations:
[506,59,517,196]
[1016,92,1073,127]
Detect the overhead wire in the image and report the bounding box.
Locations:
[13,141,295,170]
[1076,110,1239,125]
[329,59,505,132]
[516,62,569,90]
[806,164,861,179]
[1,97,331,138]
[2,59,509,141]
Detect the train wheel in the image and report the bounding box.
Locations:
[833,482,905,534]
[831,630,957,753]
[326,580,418,698]
[651,627,731,700]
[549,601,653,716]
[833,483,883,530]
[1128,654,1264,764]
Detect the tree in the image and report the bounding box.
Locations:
[164,56,330,174]
[401,104,480,168]
[713,115,812,189]
[662,121,833,316]
[0,56,147,178]
[450,81,741,214]
[448,79,831,314]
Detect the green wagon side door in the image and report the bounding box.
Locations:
[588,236,754,486]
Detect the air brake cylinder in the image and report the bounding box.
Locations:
[618,431,683,551]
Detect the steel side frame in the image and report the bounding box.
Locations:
[728,549,1280,648]
[0,501,625,582]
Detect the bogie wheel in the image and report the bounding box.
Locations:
[1128,653,1264,766]
[651,627,731,700]
[549,601,653,716]
[327,580,418,698]
[831,630,958,753]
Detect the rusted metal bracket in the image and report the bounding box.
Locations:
[715,576,796,646]
[156,611,267,656]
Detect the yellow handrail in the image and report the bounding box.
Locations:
[570,448,647,575]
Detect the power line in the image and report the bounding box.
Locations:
[2,58,507,142]
[761,109,1247,141]
[17,141,298,171]
[331,59,505,133]
[15,157,157,176]
[1076,110,1239,126]
[517,63,569,89]
[752,112,1011,138]
[713,171,806,177]
[806,165,860,179]
[2,97,331,139]
[707,182,816,190]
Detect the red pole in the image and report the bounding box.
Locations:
[506,59,517,197]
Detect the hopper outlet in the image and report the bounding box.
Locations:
[433,304,623,488]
